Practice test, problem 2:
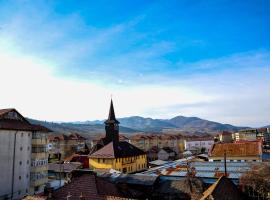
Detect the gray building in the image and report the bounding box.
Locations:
[0,109,50,200]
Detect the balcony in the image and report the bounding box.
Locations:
[32,138,47,145]
[31,165,48,172]
[30,177,48,187]
[32,152,48,159]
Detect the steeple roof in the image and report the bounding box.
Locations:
[105,99,119,124]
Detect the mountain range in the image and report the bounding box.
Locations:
[28,115,250,139]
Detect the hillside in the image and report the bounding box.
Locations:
[28,118,139,139]
[28,115,250,138]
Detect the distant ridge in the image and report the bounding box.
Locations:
[27,115,255,139]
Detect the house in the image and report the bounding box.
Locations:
[48,162,82,184]
[0,108,51,199]
[200,176,244,200]
[184,138,214,154]
[218,131,233,143]
[209,141,262,162]
[158,147,176,160]
[48,133,86,160]
[89,100,147,173]
[146,146,159,162]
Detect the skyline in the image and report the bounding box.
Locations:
[0,0,270,126]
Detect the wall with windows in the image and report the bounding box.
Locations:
[184,140,214,153]
[0,130,32,200]
[30,131,49,195]
[89,154,147,173]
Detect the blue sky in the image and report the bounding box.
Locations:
[0,0,269,126]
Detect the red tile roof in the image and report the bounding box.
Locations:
[210,141,262,157]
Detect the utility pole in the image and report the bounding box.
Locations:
[224,151,227,177]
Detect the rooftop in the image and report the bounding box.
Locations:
[210,141,262,157]
[89,141,145,158]
[0,108,51,132]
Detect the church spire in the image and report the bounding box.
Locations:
[105,99,119,124]
[104,99,119,144]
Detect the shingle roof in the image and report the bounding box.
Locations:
[89,141,145,158]
[51,172,130,200]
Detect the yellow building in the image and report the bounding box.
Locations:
[89,100,147,173]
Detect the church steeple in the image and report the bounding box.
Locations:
[105,99,119,124]
[104,99,119,144]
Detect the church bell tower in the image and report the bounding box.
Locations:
[104,99,120,144]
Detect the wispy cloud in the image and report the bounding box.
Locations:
[0,1,269,126]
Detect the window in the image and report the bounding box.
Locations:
[21,133,23,137]
[26,189,28,193]
[18,190,21,195]
[19,161,22,165]
[98,158,100,163]
[19,176,21,180]
[102,158,105,163]
[34,186,39,192]
[20,147,23,151]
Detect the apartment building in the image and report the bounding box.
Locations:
[234,128,270,147]
[30,128,50,195]
[129,134,184,153]
[234,129,257,142]
[184,138,214,154]
[0,109,50,200]
[48,133,86,160]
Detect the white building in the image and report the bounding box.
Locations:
[184,138,214,154]
[0,109,50,200]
